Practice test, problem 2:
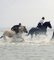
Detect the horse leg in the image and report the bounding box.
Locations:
[31,34,33,39]
[18,37,24,42]
[35,32,38,36]
[51,32,54,40]
[19,34,24,42]
[14,34,24,42]
[3,35,6,40]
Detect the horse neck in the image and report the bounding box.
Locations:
[43,23,48,30]
[19,26,27,33]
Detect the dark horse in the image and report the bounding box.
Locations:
[28,21,52,38]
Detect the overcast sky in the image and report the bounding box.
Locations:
[0,0,54,28]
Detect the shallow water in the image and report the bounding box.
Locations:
[0,43,54,60]
[0,30,54,60]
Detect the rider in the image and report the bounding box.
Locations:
[11,23,22,34]
[37,17,45,29]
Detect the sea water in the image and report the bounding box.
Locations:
[0,29,54,60]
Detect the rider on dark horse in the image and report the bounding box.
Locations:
[37,17,45,29]
[11,23,22,34]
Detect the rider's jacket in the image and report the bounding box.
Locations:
[39,19,44,25]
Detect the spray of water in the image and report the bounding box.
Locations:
[0,29,54,45]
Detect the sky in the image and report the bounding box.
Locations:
[0,0,54,28]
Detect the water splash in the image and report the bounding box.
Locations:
[0,30,54,45]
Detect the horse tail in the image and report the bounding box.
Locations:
[0,36,3,39]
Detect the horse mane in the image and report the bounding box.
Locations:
[43,21,50,24]
[43,21,50,26]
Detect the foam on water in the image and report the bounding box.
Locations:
[0,29,54,60]
[0,29,54,46]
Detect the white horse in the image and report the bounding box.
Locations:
[0,30,16,40]
[0,26,28,42]
[12,26,28,42]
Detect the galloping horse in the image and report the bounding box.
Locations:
[28,21,52,38]
[0,26,28,40]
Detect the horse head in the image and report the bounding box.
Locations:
[23,26,28,33]
[43,21,52,29]
[19,26,28,33]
